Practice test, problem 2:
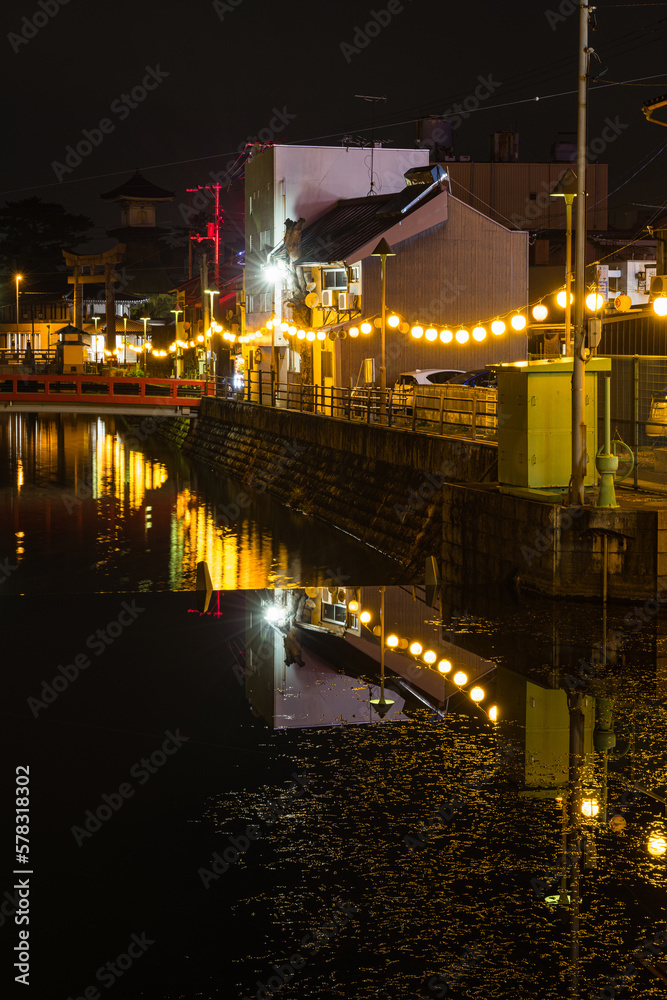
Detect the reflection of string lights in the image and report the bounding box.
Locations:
[349,601,498,718]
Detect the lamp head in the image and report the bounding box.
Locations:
[371,238,395,257]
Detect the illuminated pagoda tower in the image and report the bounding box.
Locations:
[101,171,175,294]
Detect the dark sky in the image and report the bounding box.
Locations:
[1,0,667,237]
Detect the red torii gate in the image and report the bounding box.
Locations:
[62,245,126,353]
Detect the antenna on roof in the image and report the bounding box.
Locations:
[355,95,387,195]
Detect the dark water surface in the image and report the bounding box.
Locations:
[0,412,399,592]
[1,414,665,999]
[2,587,666,1000]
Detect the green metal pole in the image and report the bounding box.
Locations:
[633,355,639,490]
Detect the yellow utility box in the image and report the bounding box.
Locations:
[492,358,611,490]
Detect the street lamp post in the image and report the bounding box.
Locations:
[123,315,128,366]
[550,169,578,356]
[141,316,150,373]
[170,309,182,377]
[204,290,219,378]
[15,275,22,353]
[371,239,395,416]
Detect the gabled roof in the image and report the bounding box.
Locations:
[101,171,174,202]
[275,175,448,266]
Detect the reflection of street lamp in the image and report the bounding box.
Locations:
[370,586,394,719]
[15,275,22,351]
[371,240,395,406]
[123,315,128,365]
[551,169,577,356]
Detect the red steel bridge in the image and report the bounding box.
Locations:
[0,375,213,416]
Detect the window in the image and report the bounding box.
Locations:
[260,230,272,250]
[323,269,347,290]
[321,352,333,379]
[260,291,272,312]
[321,601,356,628]
[246,294,254,313]
[349,266,360,282]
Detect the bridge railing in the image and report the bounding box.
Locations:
[0,374,215,405]
[213,372,497,439]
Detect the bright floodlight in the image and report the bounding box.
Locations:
[438,659,452,673]
[532,304,548,321]
[453,671,467,686]
[265,605,284,623]
[510,314,526,331]
[653,296,667,317]
[491,320,505,336]
[264,263,283,281]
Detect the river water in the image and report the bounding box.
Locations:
[1,414,666,999]
[0,413,399,593]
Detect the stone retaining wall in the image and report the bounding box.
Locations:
[177,399,497,578]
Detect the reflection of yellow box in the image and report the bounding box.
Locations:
[493,358,611,489]
[62,343,85,373]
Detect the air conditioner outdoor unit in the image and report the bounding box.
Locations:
[337,292,355,310]
[649,275,667,301]
[321,290,334,308]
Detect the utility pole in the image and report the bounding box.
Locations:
[187,184,223,291]
[571,0,590,506]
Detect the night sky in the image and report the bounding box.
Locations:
[2,0,667,238]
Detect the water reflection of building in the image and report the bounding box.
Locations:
[243,590,410,728]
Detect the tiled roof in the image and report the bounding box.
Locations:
[101,171,174,202]
[281,181,445,265]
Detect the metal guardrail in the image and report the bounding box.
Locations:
[213,371,497,440]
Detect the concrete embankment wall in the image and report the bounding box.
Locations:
[443,482,664,600]
[177,399,497,577]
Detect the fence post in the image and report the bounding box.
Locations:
[472,395,477,440]
[411,389,417,432]
[300,383,304,411]
[366,388,372,424]
[439,391,445,435]
[330,386,334,418]
[346,386,351,420]
[387,388,393,427]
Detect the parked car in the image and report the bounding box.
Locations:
[445,368,498,389]
[646,388,667,438]
[391,369,464,412]
[394,369,464,387]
